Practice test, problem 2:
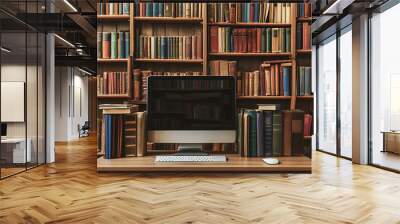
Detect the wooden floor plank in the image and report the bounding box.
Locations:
[0,135,399,224]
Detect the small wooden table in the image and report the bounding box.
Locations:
[382,131,400,154]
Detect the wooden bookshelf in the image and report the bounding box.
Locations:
[97,3,313,172]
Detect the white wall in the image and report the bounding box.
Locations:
[54,66,89,141]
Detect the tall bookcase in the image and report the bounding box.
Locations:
[97,2,312,172]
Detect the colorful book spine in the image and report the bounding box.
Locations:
[97,72,128,95]
[208,3,291,23]
[138,35,202,60]
[98,3,130,15]
[297,66,312,96]
[137,3,202,18]
[98,32,129,59]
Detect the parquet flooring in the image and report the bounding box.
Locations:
[1,135,400,224]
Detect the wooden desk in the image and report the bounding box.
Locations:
[382,131,400,154]
[97,155,311,173]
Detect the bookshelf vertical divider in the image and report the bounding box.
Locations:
[202,3,208,75]
[290,3,298,110]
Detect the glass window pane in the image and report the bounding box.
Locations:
[339,27,352,158]
[371,3,400,171]
[317,35,337,154]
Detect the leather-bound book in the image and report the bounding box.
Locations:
[133,69,141,100]
[254,70,260,96]
[291,110,305,155]
[229,3,236,23]
[282,110,293,156]
[210,26,218,53]
[256,110,264,157]
[102,32,111,59]
[263,110,273,157]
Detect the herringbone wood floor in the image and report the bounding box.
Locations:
[1,136,399,224]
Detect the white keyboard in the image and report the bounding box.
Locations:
[155,155,227,163]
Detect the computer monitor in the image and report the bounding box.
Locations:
[147,76,236,153]
[1,123,7,137]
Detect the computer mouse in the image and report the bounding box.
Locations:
[263,158,280,165]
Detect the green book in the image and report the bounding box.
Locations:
[261,28,265,52]
[237,109,245,156]
[246,110,257,157]
[272,111,282,156]
[285,28,291,53]
[266,28,271,53]
[111,32,117,59]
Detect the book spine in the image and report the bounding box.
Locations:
[111,32,117,59]
[272,111,282,156]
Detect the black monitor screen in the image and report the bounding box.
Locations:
[147,76,236,130]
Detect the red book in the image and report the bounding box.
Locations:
[210,26,218,53]
[252,29,257,53]
[304,3,311,17]
[304,114,313,136]
[249,3,254,22]
[247,29,252,53]
[303,23,310,49]
[256,28,262,53]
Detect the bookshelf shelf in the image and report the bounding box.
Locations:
[237,96,292,100]
[208,52,292,57]
[97,94,130,99]
[134,17,203,23]
[297,95,314,100]
[135,58,203,63]
[296,49,312,54]
[304,136,312,140]
[97,15,130,21]
[297,17,313,22]
[98,58,129,63]
[208,22,291,27]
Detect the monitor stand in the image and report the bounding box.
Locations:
[173,144,208,156]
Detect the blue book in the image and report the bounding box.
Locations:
[123,3,130,15]
[119,3,123,15]
[159,3,164,17]
[283,67,291,96]
[153,3,159,17]
[161,37,166,59]
[124,32,130,58]
[254,3,259,23]
[119,31,125,59]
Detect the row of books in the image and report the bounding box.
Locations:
[136,3,203,18]
[240,63,291,97]
[296,23,311,50]
[98,32,130,59]
[98,3,130,16]
[97,72,129,95]
[137,35,203,60]
[297,66,312,96]
[208,3,292,24]
[103,114,126,159]
[297,2,312,18]
[238,106,306,157]
[210,27,291,53]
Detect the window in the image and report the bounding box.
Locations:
[370,2,400,171]
[339,26,352,158]
[317,35,337,154]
